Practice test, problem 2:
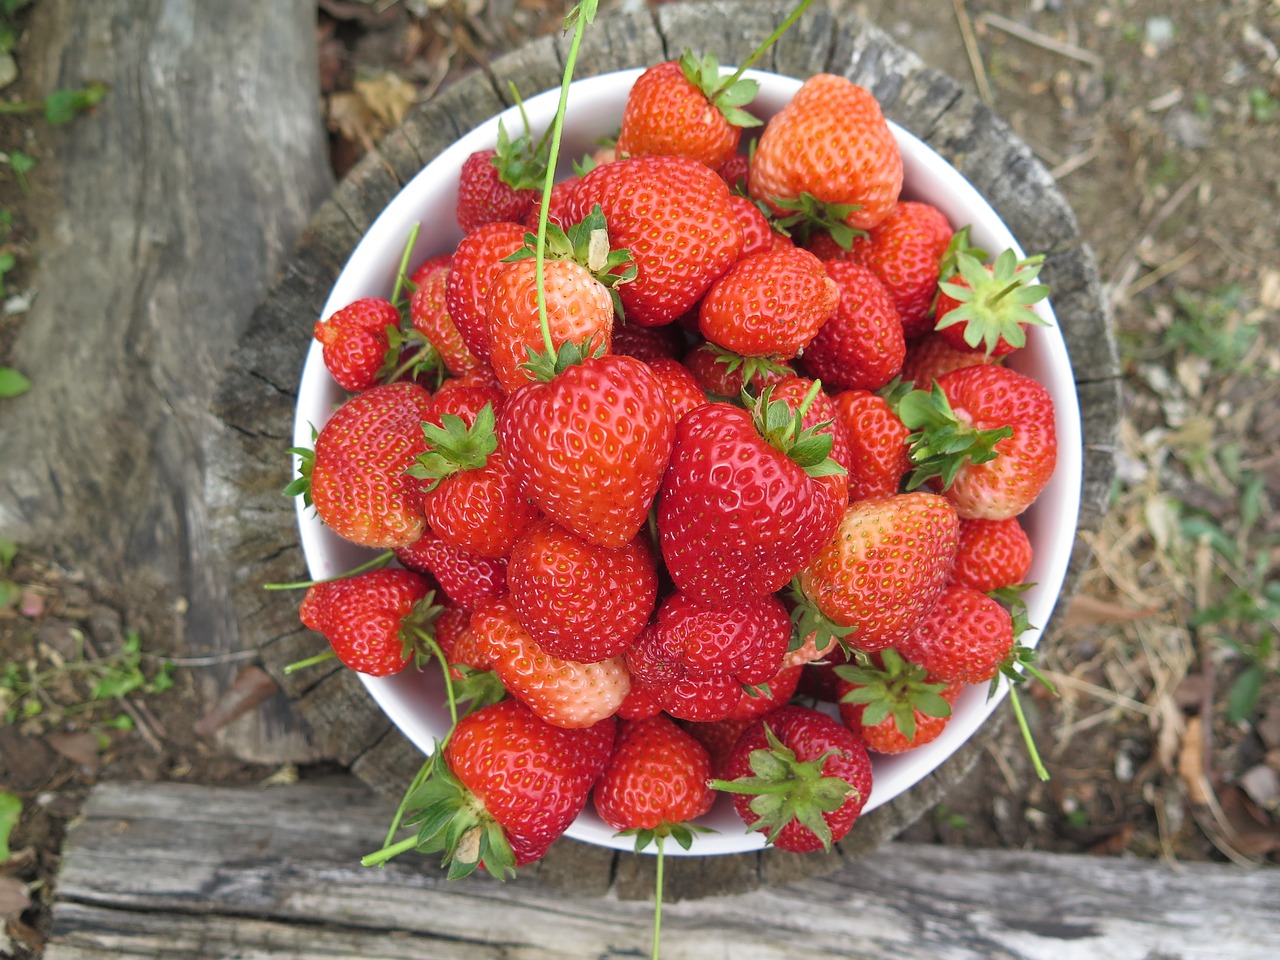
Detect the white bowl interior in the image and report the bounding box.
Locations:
[293,68,1083,856]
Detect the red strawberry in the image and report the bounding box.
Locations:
[614,53,760,171]
[299,567,436,676]
[714,704,873,853]
[835,650,960,754]
[717,150,751,191]
[728,663,803,721]
[897,364,1057,520]
[423,372,505,427]
[412,698,614,877]
[830,388,911,501]
[593,714,716,835]
[471,597,631,729]
[749,74,903,235]
[682,342,792,398]
[679,716,754,779]
[771,375,854,493]
[444,221,529,362]
[797,260,905,392]
[313,297,401,392]
[507,519,658,663]
[953,517,1033,593]
[894,582,1015,685]
[934,248,1051,357]
[899,332,989,388]
[657,391,844,606]
[455,120,548,231]
[654,590,791,684]
[500,354,675,549]
[523,176,581,232]
[728,193,776,257]
[393,529,509,611]
[610,321,684,363]
[569,154,743,325]
[307,381,434,548]
[846,200,953,337]
[698,243,839,359]
[795,492,959,653]
[408,255,482,377]
[644,357,708,422]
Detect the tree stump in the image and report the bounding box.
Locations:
[208,0,1121,896]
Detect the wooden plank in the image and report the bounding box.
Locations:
[45,779,1280,960]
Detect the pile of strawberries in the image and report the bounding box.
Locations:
[290,41,1059,883]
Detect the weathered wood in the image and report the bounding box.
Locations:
[45,779,1279,960]
[205,0,1121,893]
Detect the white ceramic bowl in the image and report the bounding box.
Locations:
[294,68,1083,856]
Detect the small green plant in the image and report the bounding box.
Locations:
[0,365,30,398]
[0,789,20,863]
[2,149,35,193]
[933,804,968,830]
[1161,284,1263,375]
[1247,87,1277,124]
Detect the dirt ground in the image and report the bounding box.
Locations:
[2,0,1278,956]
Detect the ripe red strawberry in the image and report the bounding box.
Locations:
[830,388,911,501]
[610,321,683,363]
[714,704,873,853]
[771,375,854,492]
[728,193,776,257]
[728,663,803,721]
[423,371,505,427]
[682,342,792,398]
[749,74,903,234]
[408,254,482,377]
[934,249,1051,356]
[568,154,743,325]
[899,332,989,388]
[698,243,840,359]
[455,120,548,231]
[795,491,959,653]
[506,519,658,663]
[718,150,751,190]
[894,582,1015,685]
[444,221,529,362]
[657,391,844,606]
[298,567,436,676]
[410,698,615,877]
[897,364,1057,520]
[593,714,716,835]
[393,529,509,611]
[523,175,581,232]
[679,716,753,779]
[835,650,960,754]
[614,53,761,171]
[846,200,953,337]
[797,260,905,391]
[306,381,434,548]
[471,597,631,729]
[313,297,401,392]
[499,354,675,549]
[952,517,1033,593]
[644,357,708,422]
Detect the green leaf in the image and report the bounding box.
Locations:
[44,81,108,126]
[0,535,16,568]
[0,366,31,398]
[0,789,21,862]
[1226,664,1264,724]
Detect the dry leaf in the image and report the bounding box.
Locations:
[354,70,418,130]
[1063,593,1160,627]
[327,91,380,153]
[193,666,280,739]
[1177,715,1212,805]
[0,876,29,919]
[1217,785,1280,858]
[45,731,103,775]
[1085,821,1136,856]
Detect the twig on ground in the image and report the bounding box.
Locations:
[1040,669,1155,717]
[952,0,994,108]
[977,12,1103,68]
[1120,241,1204,300]
[1105,172,1205,306]
[1050,144,1100,181]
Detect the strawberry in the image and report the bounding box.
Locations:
[795,491,959,653]
[393,529,509,611]
[444,221,529,362]
[657,389,845,606]
[846,200,953,338]
[679,716,753,779]
[499,353,675,549]
[830,388,911,501]
[728,662,803,720]
[894,582,1015,685]
[797,260,905,392]
[771,375,854,491]
[728,193,777,257]
[455,119,548,232]
[614,52,760,170]
[899,332,989,388]
[609,320,683,363]
[471,597,631,729]
[934,248,1051,357]
[682,342,792,399]
[407,698,615,877]
[952,516,1033,593]
[835,650,960,754]
[568,154,743,325]
[506,518,658,663]
[713,704,873,853]
[698,243,839,360]
[423,370,505,427]
[643,357,708,422]
[306,381,434,548]
[313,296,401,392]
[717,150,751,191]
[408,254,482,377]
[749,74,903,236]
[896,364,1057,520]
[523,176,581,232]
[298,568,437,676]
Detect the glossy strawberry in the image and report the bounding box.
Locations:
[313,297,401,392]
[394,529,509,611]
[644,357,708,422]
[835,650,960,754]
[455,120,548,231]
[934,249,1051,356]
[894,582,1015,685]
[593,714,716,835]
[771,375,854,489]
[444,221,529,362]
[682,342,792,398]
[846,200,953,337]
[500,353,675,549]
[749,74,903,234]
[952,516,1033,593]
[679,716,754,779]
[728,193,777,257]
[899,332,989,388]
[507,519,658,663]
[830,388,911,501]
[408,254,482,376]
[715,704,873,853]
[798,260,905,391]
[298,567,436,676]
[308,381,434,548]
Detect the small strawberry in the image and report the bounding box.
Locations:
[444,221,529,363]
[313,297,402,392]
[952,516,1033,593]
[698,243,840,360]
[899,332,989,388]
[393,529,509,611]
[749,74,903,236]
[523,175,581,232]
[506,518,658,663]
[644,357,709,422]
[408,255,482,377]
[728,663,803,721]
[830,388,911,501]
[771,375,854,492]
[934,248,1051,357]
[609,321,684,363]
[713,704,874,853]
[471,597,631,729]
[834,650,960,754]
[728,193,777,257]
[682,342,792,399]
[298,568,438,676]
[894,582,1015,685]
[717,150,751,191]
[679,716,754,779]
[306,381,434,548]
[797,260,905,392]
[455,119,549,232]
[846,200,953,337]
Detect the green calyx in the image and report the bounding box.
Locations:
[282,424,318,508]
[934,247,1052,355]
[489,114,551,192]
[767,191,866,250]
[747,383,846,480]
[786,579,855,656]
[834,649,952,743]
[619,820,712,854]
[449,666,509,717]
[520,334,607,384]
[705,346,790,402]
[677,50,762,129]
[402,757,518,881]
[709,724,853,851]
[398,591,446,669]
[894,381,1013,491]
[406,403,499,490]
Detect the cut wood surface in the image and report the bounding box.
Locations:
[44,779,1278,960]
[209,0,1121,894]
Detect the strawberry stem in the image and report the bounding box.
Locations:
[282,649,337,675]
[651,835,665,960]
[262,550,395,590]
[1007,680,1050,781]
[721,0,817,89]
[390,223,422,308]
